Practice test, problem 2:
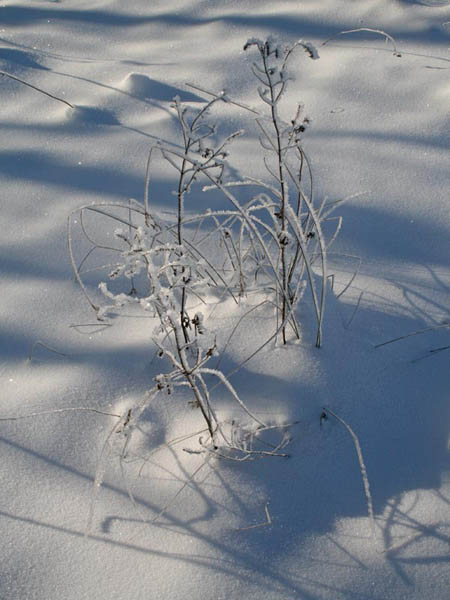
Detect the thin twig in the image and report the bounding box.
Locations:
[237,503,272,531]
[0,407,121,422]
[323,406,374,532]
[344,291,364,329]
[411,345,450,363]
[28,341,71,361]
[321,28,401,57]
[1,70,75,108]
[375,322,450,349]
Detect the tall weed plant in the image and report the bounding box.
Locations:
[65,37,374,532]
[68,38,344,456]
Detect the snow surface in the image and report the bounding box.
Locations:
[0,0,449,598]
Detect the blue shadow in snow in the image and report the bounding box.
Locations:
[0,150,145,199]
[0,47,50,71]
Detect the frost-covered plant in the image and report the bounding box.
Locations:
[243,37,323,346]
[98,220,266,445]
[189,37,339,347]
[68,91,287,457]
[68,37,343,457]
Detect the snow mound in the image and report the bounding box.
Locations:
[119,72,155,97]
[119,72,204,102]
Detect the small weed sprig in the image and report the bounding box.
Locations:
[244,39,321,345]
[194,38,330,346]
[243,37,324,346]
[68,94,275,452]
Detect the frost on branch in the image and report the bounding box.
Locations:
[69,37,336,461]
[297,40,319,60]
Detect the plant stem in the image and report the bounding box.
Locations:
[262,44,289,344]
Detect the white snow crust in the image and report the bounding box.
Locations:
[0,1,449,598]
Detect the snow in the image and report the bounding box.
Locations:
[1,0,449,598]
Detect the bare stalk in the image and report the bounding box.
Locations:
[322,406,374,531]
[1,70,74,108]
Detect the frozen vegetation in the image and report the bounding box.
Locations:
[0,1,449,598]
